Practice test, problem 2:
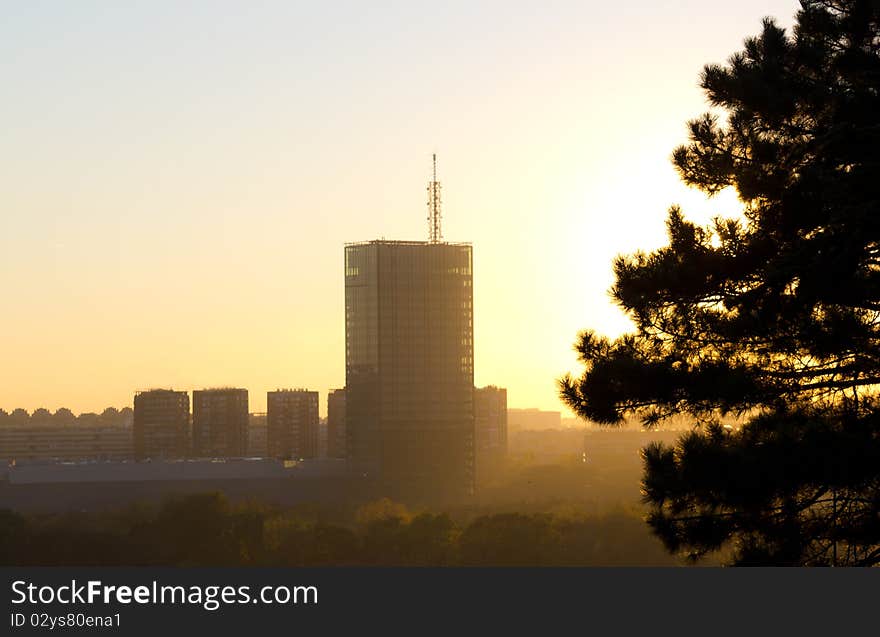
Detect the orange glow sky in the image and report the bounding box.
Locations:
[0,1,799,416]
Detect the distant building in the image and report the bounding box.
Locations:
[507,408,561,432]
[248,413,268,457]
[474,386,507,483]
[267,390,319,459]
[192,388,249,457]
[118,407,135,428]
[345,240,474,496]
[326,388,346,459]
[560,416,592,429]
[318,418,328,459]
[133,389,190,460]
[0,423,132,461]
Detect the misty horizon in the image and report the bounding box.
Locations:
[0,1,801,417]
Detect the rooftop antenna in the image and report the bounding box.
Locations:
[427,153,442,243]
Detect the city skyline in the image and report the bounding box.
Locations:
[0,1,799,416]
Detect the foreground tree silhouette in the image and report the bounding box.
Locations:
[561,0,880,565]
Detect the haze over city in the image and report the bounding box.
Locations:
[0,1,798,415]
[3,0,880,581]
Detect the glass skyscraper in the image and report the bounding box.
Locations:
[344,240,474,495]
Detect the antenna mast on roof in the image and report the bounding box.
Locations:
[427,153,442,243]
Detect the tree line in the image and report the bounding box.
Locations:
[0,493,677,567]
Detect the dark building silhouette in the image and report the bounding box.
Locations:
[474,385,508,484]
[344,240,474,495]
[267,389,319,459]
[133,389,190,460]
[248,412,267,457]
[0,422,132,461]
[327,388,346,459]
[192,388,248,457]
[318,418,328,458]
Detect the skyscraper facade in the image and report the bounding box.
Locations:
[344,240,474,495]
[327,388,346,459]
[133,389,190,460]
[267,389,319,459]
[192,388,249,457]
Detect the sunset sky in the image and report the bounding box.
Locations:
[0,1,800,416]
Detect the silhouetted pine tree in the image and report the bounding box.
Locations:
[561,0,880,566]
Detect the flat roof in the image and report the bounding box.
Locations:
[345,239,471,247]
